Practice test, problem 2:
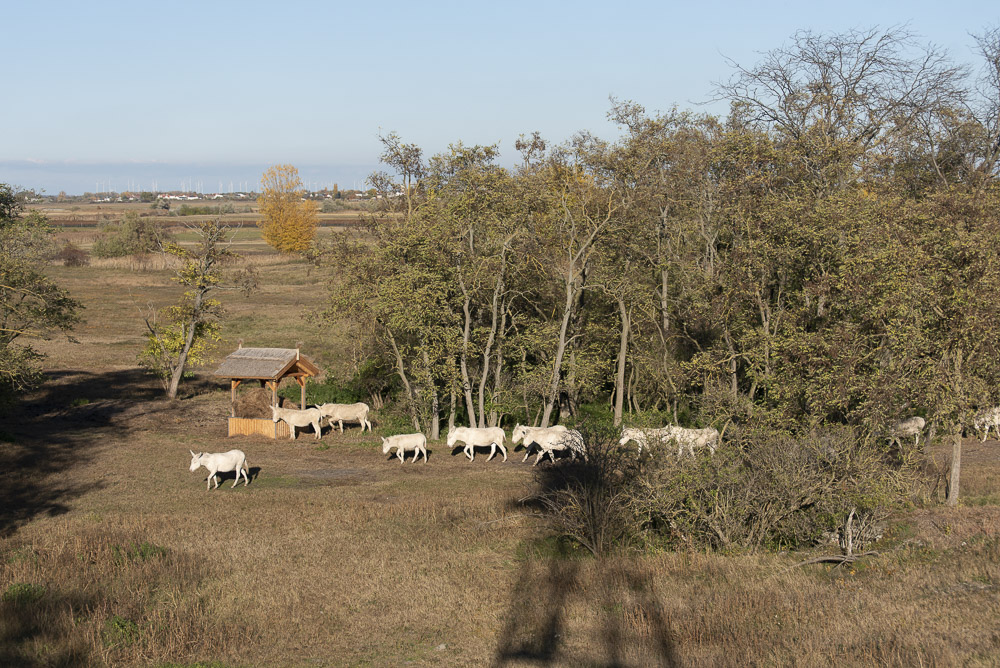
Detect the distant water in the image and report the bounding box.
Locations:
[0,161,378,196]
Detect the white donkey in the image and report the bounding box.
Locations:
[511,424,568,462]
[381,433,428,463]
[271,404,323,440]
[189,449,250,490]
[890,416,925,449]
[317,402,372,433]
[447,426,507,462]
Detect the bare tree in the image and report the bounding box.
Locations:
[716,27,967,190]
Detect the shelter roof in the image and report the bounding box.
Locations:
[212,347,320,381]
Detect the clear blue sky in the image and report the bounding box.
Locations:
[2,0,997,194]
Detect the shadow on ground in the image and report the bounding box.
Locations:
[494,553,680,667]
[495,430,680,666]
[0,368,213,536]
[0,589,96,667]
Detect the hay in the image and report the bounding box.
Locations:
[232,389,299,418]
[233,388,273,418]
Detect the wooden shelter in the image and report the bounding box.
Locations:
[213,345,321,438]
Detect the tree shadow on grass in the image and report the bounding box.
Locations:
[0,589,96,667]
[0,368,204,536]
[494,551,681,667]
[495,429,681,666]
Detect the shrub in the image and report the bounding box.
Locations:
[531,424,644,557]
[321,199,348,213]
[632,425,916,552]
[2,582,46,605]
[52,241,90,266]
[533,423,920,556]
[102,614,140,647]
[92,212,172,258]
[176,204,235,216]
[279,359,397,409]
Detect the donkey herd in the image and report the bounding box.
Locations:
[187,400,1000,490]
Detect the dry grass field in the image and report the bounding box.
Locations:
[2,217,999,666]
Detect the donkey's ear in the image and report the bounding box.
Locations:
[190,450,197,457]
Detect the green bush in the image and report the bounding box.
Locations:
[102,615,140,647]
[176,203,235,216]
[279,359,397,407]
[92,212,172,257]
[2,582,46,605]
[112,541,168,566]
[534,423,919,556]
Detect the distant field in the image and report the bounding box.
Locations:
[33,200,369,230]
[1,249,999,666]
[39,201,365,255]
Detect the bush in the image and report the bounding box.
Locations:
[92,212,172,258]
[52,241,89,266]
[102,614,140,647]
[279,359,397,409]
[634,425,915,551]
[531,424,644,557]
[533,423,919,556]
[321,199,348,213]
[2,582,46,605]
[176,203,235,216]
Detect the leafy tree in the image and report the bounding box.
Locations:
[0,185,81,403]
[313,27,999,531]
[257,164,318,253]
[139,220,257,399]
[0,183,24,222]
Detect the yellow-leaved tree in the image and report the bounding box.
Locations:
[257,164,318,253]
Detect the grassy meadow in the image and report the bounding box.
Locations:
[1,210,999,666]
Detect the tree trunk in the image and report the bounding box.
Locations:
[613,297,630,426]
[946,426,962,507]
[447,387,456,435]
[541,269,577,427]
[478,269,504,428]
[386,327,421,432]
[723,327,738,400]
[166,290,205,400]
[488,302,508,428]
[421,346,440,440]
[458,276,478,427]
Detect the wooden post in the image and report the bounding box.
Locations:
[230,379,242,417]
[297,376,306,410]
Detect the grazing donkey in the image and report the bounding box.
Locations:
[271,404,323,440]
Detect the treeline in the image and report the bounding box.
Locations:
[322,27,1000,449]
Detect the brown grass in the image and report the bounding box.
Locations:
[3,248,999,666]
